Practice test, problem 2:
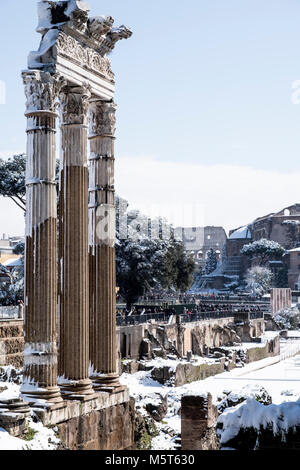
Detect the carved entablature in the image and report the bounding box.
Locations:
[27,1,132,100]
[56,32,115,81]
[89,100,117,137]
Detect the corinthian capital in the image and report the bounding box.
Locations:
[22,70,66,114]
[89,100,117,137]
[59,83,92,126]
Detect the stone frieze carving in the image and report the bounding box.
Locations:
[23,70,66,113]
[59,83,92,125]
[89,100,116,137]
[56,32,115,80]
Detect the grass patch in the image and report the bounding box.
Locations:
[22,426,37,441]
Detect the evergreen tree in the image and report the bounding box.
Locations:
[0,154,26,211]
[0,242,24,306]
[116,236,195,309]
[0,154,59,213]
[241,238,285,266]
[204,248,218,274]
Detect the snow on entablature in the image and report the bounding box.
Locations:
[26,0,132,100]
[29,1,132,71]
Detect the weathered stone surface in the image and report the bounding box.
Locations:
[140,338,152,359]
[0,321,24,368]
[1,337,24,355]
[134,407,159,450]
[151,366,175,385]
[150,360,226,387]
[121,360,139,374]
[88,100,120,390]
[234,317,265,342]
[0,322,23,339]
[118,317,246,361]
[0,398,31,437]
[57,399,135,450]
[181,393,219,450]
[0,366,22,384]
[145,393,168,422]
[22,70,63,404]
[246,336,280,363]
[58,85,94,398]
[175,361,225,387]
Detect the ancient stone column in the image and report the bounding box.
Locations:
[58,84,94,397]
[21,70,64,404]
[88,100,120,389]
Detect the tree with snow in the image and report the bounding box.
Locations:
[0,242,24,306]
[241,238,285,266]
[245,266,273,297]
[204,248,218,274]
[163,240,195,292]
[275,306,300,330]
[116,236,195,309]
[0,154,26,211]
[0,154,59,213]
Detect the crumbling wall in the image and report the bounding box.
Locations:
[190,318,237,355]
[234,318,265,342]
[150,338,279,387]
[0,320,24,368]
[181,393,219,450]
[246,336,280,363]
[118,317,269,364]
[175,361,225,387]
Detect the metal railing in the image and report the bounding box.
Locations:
[0,306,19,320]
[280,339,300,361]
[116,311,237,327]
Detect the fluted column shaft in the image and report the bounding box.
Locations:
[58,85,94,397]
[88,100,119,389]
[21,71,64,404]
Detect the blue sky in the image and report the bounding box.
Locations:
[1,0,300,234]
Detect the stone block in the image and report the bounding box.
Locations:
[181,393,219,450]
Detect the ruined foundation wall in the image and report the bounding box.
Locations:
[234,318,265,342]
[118,318,237,360]
[246,336,280,363]
[0,320,24,368]
[57,398,135,450]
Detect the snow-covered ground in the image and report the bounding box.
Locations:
[0,367,60,450]
[0,419,60,451]
[1,337,300,450]
[120,338,300,450]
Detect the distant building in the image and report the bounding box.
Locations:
[284,247,300,290]
[223,225,252,278]
[250,204,300,249]
[227,204,300,284]
[175,226,227,269]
